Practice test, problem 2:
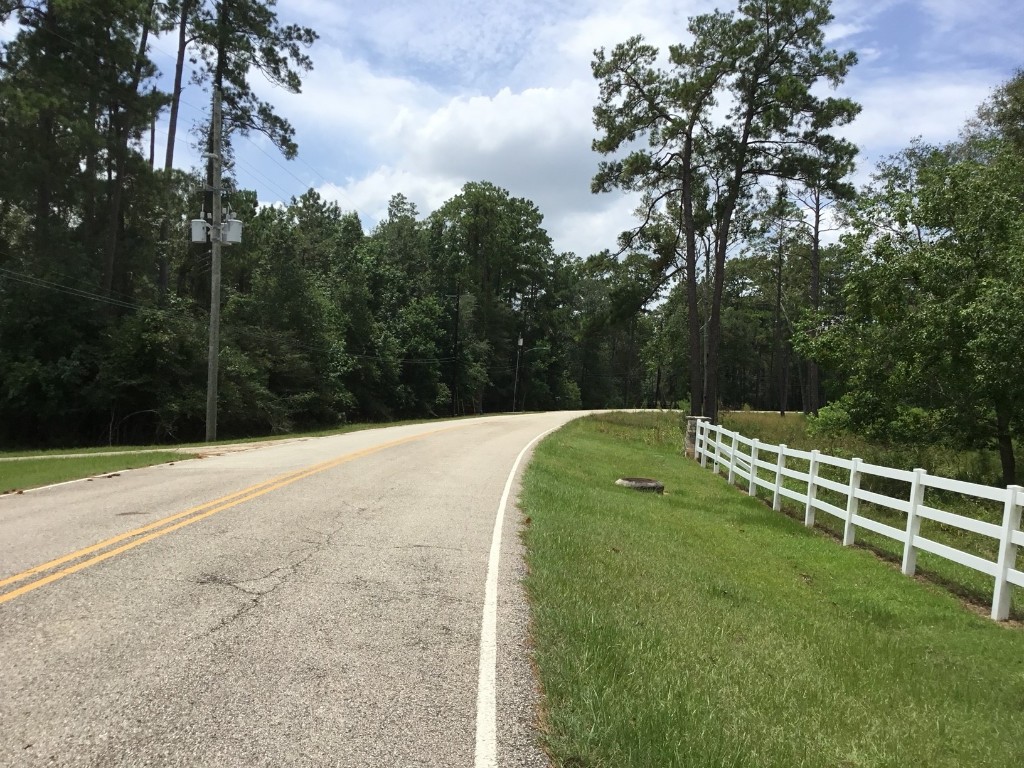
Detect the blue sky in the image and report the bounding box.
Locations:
[6,1,1024,256]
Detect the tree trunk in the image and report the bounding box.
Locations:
[704,186,744,422]
[164,0,192,172]
[774,230,785,415]
[624,318,635,406]
[451,281,461,417]
[34,3,59,263]
[799,360,810,414]
[781,345,791,414]
[34,113,53,260]
[681,133,703,417]
[805,187,823,414]
[703,239,725,422]
[101,106,125,297]
[159,0,193,299]
[102,3,154,297]
[996,404,1017,486]
[704,92,756,423]
[806,360,821,414]
[686,256,702,416]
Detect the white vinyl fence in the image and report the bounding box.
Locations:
[694,420,1024,621]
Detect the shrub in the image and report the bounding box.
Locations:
[806,401,852,438]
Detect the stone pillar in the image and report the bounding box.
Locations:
[684,416,710,459]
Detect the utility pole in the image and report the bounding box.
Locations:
[205,87,223,442]
[512,336,523,413]
[451,282,460,417]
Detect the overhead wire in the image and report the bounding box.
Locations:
[0,267,143,313]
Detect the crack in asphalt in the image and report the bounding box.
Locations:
[199,523,347,637]
[197,487,411,636]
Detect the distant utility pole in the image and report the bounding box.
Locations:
[512,336,523,413]
[205,87,223,442]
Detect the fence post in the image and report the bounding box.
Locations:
[685,416,710,460]
[727,431,739,484]
[804,449,820,528]
[992,485,1023,621]
[713,426,723,475]
[772,444,786,512]
[699,421,709,468]
[748,439,759,497]
[843,458,862,546]
[901,468,927,576]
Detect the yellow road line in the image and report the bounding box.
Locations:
[0,473,301,590]
[0,426,455,606]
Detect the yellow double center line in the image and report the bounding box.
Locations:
[0,427,454,606]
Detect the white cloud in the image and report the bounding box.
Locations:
[841,70,996,160]
[402,83,594,171]
[0,17,18,43]
[235,0,1023,260]
[265,45,442,144]
[552,0,708,63]
[306,78,626,254]
[916,0,1024,61]
[280,0,353,35]
[316,169,457,222]
[555,194,645,256]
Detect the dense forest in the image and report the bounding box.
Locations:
[0,1,1021,483]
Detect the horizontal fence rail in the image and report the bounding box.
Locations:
[693,420,1024,621]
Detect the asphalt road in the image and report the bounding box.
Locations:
[0,412,584,767]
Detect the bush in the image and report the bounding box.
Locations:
[883,405,945,446]
[807,401,852,438]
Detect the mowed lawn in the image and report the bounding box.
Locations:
[0,452,182,494]
[0,414,490,493]
[522,413,1024,768]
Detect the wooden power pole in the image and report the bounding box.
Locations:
[205,87,223,442]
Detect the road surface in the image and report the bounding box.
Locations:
[0,412,583,767]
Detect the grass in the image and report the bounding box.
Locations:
[0,414,489,460]
[720,411,1020,616]
[720,411,1007,486]
[0,452,183,494]
[0,413,491,491]
[522,412,1024,768]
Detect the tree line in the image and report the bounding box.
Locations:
[0,1,651,447]
[2,0,1021,486]
[591,0,1024,484]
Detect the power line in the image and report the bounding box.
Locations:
[1,267,146,313]
[228,155,299,202]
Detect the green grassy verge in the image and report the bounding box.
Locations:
[721,411,1019,615]
[0,413,491,492]
[0,413,486,459]
[0,452,184,494]
[720,411,1008,487]
[523,412,1024,768]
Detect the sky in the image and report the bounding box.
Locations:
[7,0,1024,257]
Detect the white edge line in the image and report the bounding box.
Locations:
[0,461,181,498]
[0,418,504,498]
[474,425,560,768]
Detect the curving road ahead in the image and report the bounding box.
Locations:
[0,412,584,767]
